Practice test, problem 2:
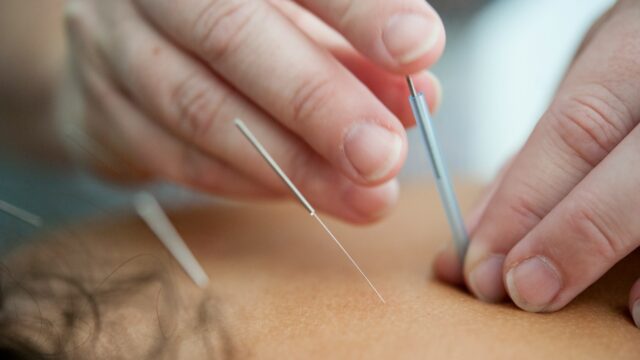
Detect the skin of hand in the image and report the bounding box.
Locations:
[55,0,445,224]
[434,0,640,325]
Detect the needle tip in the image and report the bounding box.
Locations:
[406,76,417,97]
[312,213,386,304]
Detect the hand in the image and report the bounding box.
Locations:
[435,0,640,322]
[55,0,445,223]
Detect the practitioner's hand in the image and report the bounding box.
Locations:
[55,0,444,223]
[435,0,640,323]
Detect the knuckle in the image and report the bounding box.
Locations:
[332,0,358,28]
[290,76,335,129]
[505,191,545,230]
[566,203,624,262]
[170,73,227,143]
[549,85,633,167]
[192,0,257,62]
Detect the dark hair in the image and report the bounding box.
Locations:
[0,339,50,360]
[0,250,235,359]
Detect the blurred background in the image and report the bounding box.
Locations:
[0,0,614,249]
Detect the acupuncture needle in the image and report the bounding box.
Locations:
[133,192,210,288]
[406,76,470,261]
[234,119,386,304]
[0,199,42,227]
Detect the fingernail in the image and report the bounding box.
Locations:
[468,254,507,302]
[383,13,440,64]
[344,179,399,220]
[633,299,640,328]
[505,256,562,312]
[344,124,403,182]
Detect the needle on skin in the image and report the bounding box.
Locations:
[234,118,385,304]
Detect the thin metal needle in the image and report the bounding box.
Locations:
[234,119,315,215]
[0,199,42,227]
[134,192,210,288]
[235,118,385,303]
[312,213,386,303]
[406,76,418,98]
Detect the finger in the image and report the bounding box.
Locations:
[433,156,515,286]
[293,0,445,72]
[503,124,640,312]
[97,1,398,222]
[72,57,273,198]
[63,2,269,195]
[332,48,443,124]
[463,2,640,302]
[268,0,347,49]
[271,1,442,123]
[433,244,463,285]
[135,0,407,185]
[630,277,640,328]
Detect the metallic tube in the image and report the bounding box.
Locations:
[407,77,469,260]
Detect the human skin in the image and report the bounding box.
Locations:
[2,0,639,319]
[435,0,640,318]
[2,184,639,359]
[30,0,443,224]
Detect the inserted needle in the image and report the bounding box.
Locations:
[234,119,385,304]
[406,76,469,260]
[0,199,42,227]
[134,192,209,288]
